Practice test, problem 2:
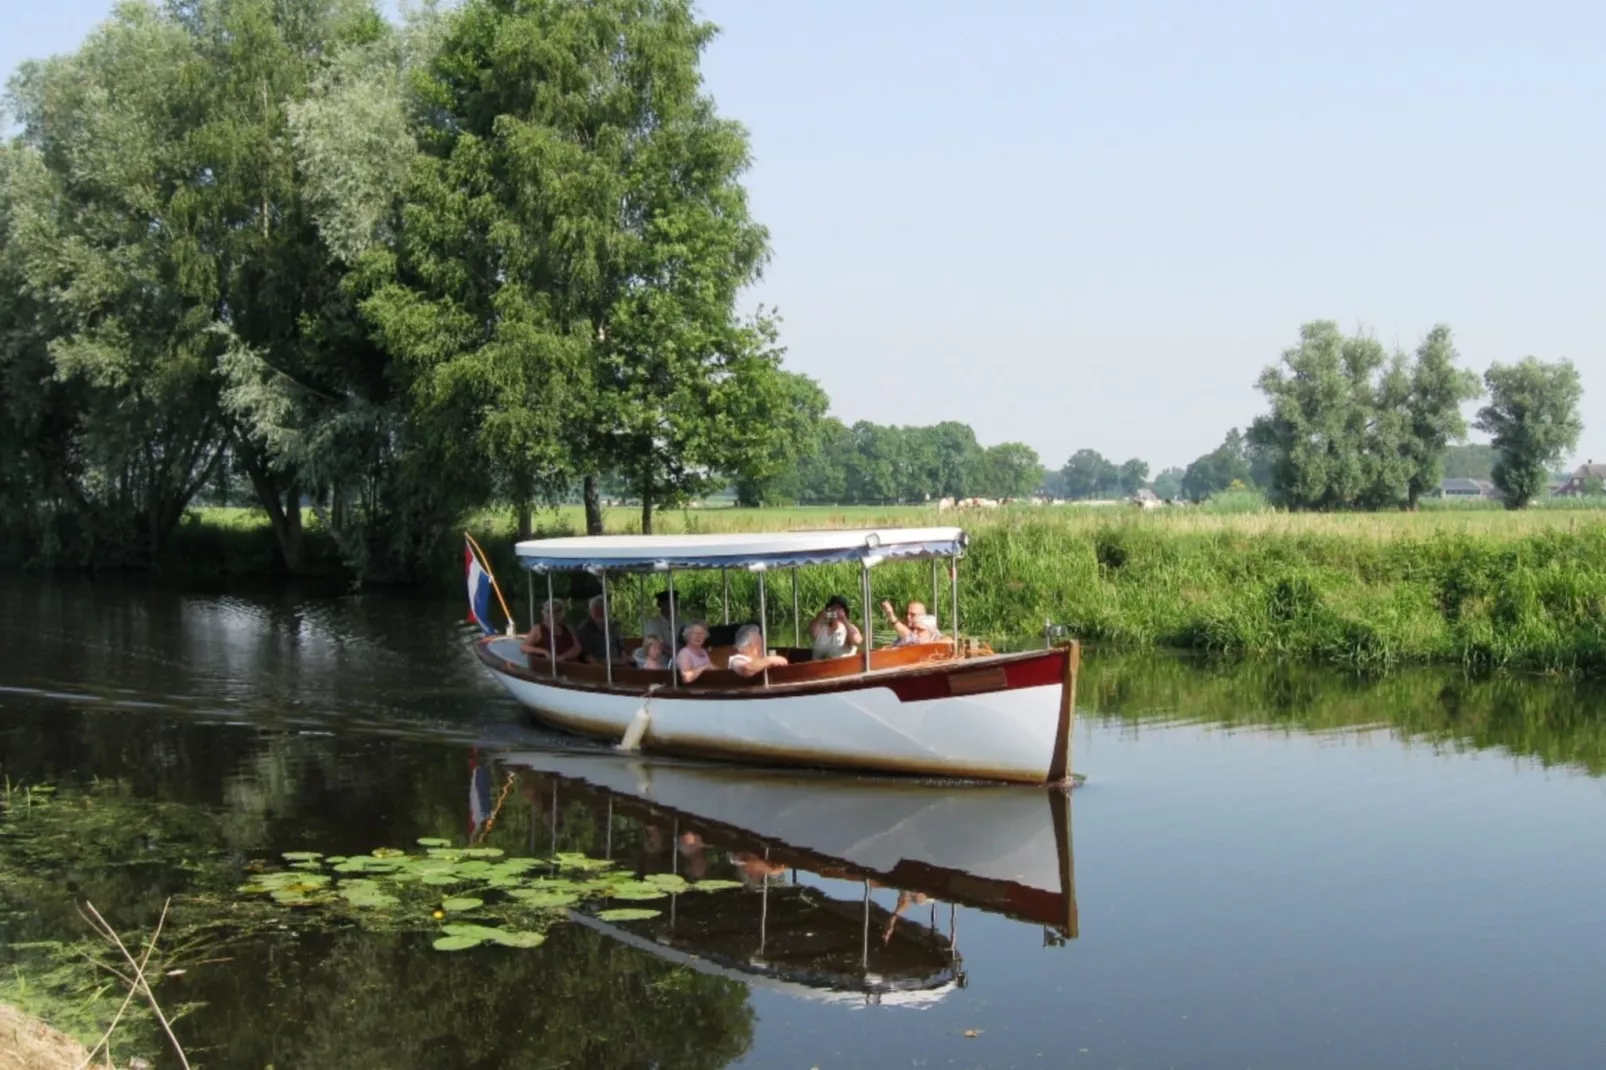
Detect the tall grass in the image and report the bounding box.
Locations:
[179,502,1606,675]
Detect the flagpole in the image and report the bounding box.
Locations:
[464,532,517,634]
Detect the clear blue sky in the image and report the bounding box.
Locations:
[7,0,1603,471]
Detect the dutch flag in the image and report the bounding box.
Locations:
[465,538,497,636]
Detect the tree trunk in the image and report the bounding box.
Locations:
[517,501,533,540]
[583,474,604,535]
[239,448,307,575]
[640,477,653,535]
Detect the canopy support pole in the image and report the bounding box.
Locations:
[758,569,769,687]
[600,570,613,686]
[950,554,960,649]
[861,880,871,969]
[722,568,730,625]
[638,574,647,641]
[546,571,557,678]
[667,570,678,690]
[931,558,939,624]
[861,562,873,674]
[527,572,535,635]
[791,567,801,648]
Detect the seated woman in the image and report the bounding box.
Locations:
[675,621,713,685]
[521,599,581,665]
[808,595,862,660]
[633,635,668,670]
[725,624,789,678]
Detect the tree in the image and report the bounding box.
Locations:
[731,372,828,506]
[1475,358,1584,509]
[1117,458,1150,496]
[976,442,1043,499]
[1151,466,1185,501]
[1401,325,1482,509]
[1443,443,1496,480]
[1249,320,1464,511]
[1059,449,1118,500]
[1181,429,1252,501]
[4,4,228,564]
[381,0,778,535]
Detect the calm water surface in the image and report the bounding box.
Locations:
[1,576,1603,1069]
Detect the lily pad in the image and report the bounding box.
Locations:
[371,847,406,859]
[688,879,745,892]
[421,873,460,886]
[507,889,577,908]
[416,837,452,848]
[554,853,614,871]
[596,908,662,922]
[488,930,546,948]
[432,934,483,951]
[458,847,505,859]
[441,897,484,912]
[644,873,690,892]
[281,851,323,862]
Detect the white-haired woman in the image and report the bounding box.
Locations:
[726,624,789,678]
[675,621,714,685]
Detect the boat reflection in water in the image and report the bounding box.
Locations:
[493,750,1078,1008]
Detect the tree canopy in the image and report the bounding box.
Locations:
[1248,321,1484,511]
[1476,358,1584,509]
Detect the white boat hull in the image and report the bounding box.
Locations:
[477,636,1072,783]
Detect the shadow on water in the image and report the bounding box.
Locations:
[2,575,1605,1068]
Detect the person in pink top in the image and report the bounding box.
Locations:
[675,621,713,684]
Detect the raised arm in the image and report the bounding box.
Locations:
[881,600,913,641]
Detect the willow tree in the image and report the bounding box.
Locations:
[4,4,225,564]
[1476,358,1583,509]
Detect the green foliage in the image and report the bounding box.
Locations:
[1475,358,1585,509]
[1443,443,1497,480]
[1181,429,1254,501]
[1151,466,1185,501]
[1059,449,1121,499]
[1249,321,1482,511]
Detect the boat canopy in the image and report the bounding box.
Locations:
[514,527,966,573]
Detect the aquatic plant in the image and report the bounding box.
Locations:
[237,842,743,951]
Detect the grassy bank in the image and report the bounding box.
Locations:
[166,503,1606,675]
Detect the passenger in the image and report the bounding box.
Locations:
[808,595,862,659]
[726,624,789,678]
[881,600,944,645]
[642,591,676,648]
[675,621,713,684]
[520,599,581,664]
[575,594,623,664]
[633,635,668,670]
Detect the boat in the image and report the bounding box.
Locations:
[472,527,1080,784]
[487,750,1078,1005]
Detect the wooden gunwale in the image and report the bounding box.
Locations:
[475,637,1065,701]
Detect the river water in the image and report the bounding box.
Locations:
[1,575,1603,1069]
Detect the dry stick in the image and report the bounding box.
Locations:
[74,898,171,1070]
[78,900,191,1070]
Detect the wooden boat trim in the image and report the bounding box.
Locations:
[475,636,1068,703]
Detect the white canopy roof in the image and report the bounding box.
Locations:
[514,527,967,572]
